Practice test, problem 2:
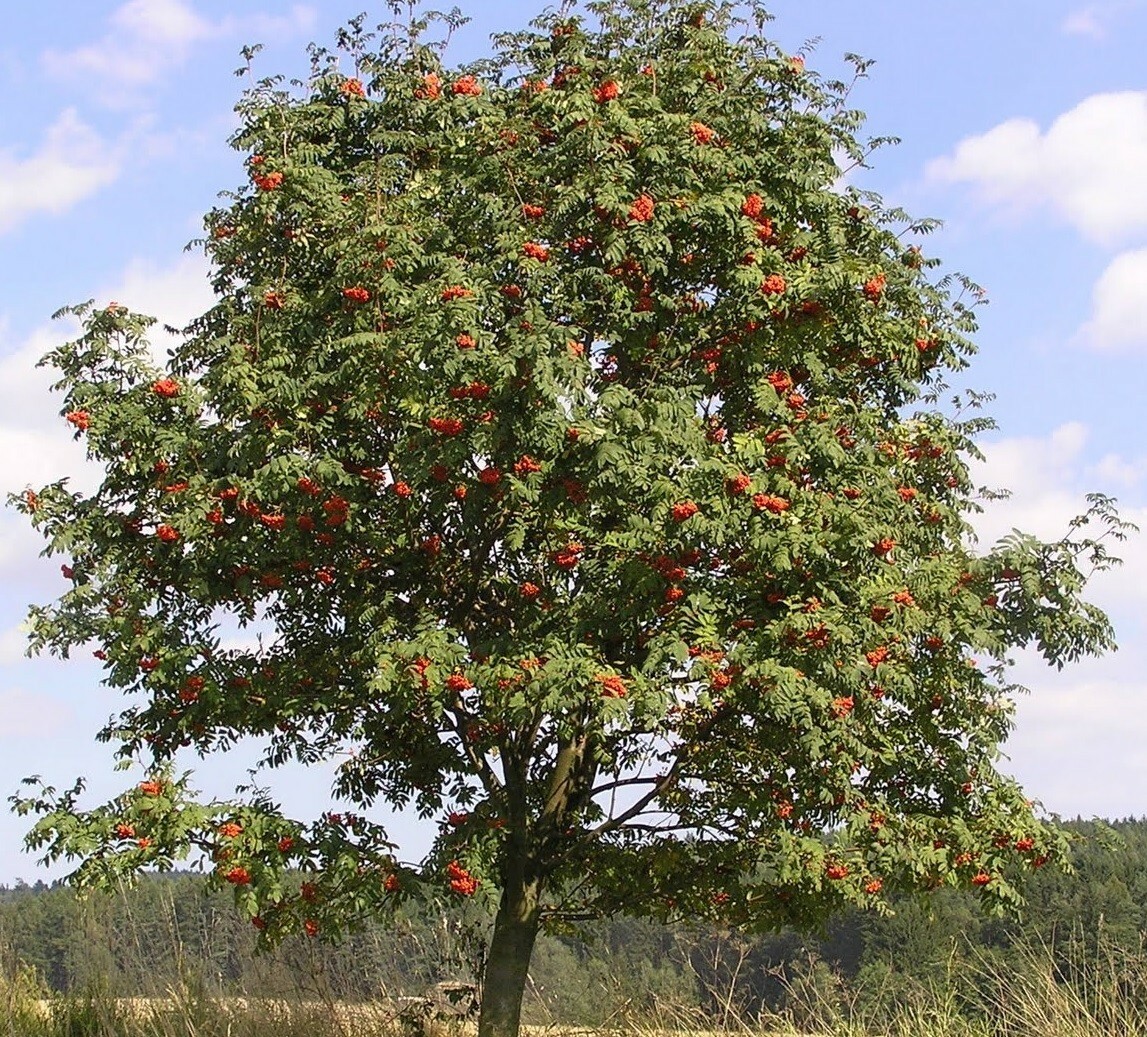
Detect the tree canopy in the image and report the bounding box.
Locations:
[10,2,1128,1034]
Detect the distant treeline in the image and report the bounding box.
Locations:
[3,817,1147,1025]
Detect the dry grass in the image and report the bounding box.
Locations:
[6,937,1147,1037]
[10,990,414,1037]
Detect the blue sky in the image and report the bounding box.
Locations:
[1,0,1146,884]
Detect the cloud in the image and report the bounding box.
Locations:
[0,626,30,666]
[969,425,1147,816]
[1063,11,1104,36]
[972,422,1147,621]
[973,421,1093,544]
[108,253,217,362]
[1061,1,1144,38]
[925,91,1147,246]
[42,0,316,107]
[0,320,97,515]
[1005,662,1147,818]
[0,322,72,438]
[1093,451,1147,488]
[0,253,216,506]
[986,468,1147,753]
[0,110,120,235]
[42,0,213,100]
[1075,247,1147,350]
[0,427,95,505]
[223,6,318,39]
[0,253,215,593]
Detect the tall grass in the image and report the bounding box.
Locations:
[6,920,1147,1037]
[606,930,1147,1037]
[969,935,1147,1037]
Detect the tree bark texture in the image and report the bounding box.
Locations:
[477,871,542,1037]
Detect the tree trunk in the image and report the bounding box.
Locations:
[478,870,541,1037]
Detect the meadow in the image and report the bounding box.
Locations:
[5,817,1147,1037]
[5,921,1147,1037]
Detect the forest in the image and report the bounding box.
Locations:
[4,817,1147,1029]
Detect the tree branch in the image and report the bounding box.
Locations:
[590,762,682,837]
[589,775,663,796]
[447,694,503,797]
[589,705,731,838]
[539,731,586,831]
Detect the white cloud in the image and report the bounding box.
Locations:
[0,322,73,436]
[108,253,216,362]
[1062,8,1107,37]
[42,0,213,100]
[928,118,1043,206]
[0,110,120,235]
[974,421,1091,544]
[1093,451,1147,487]
[1075,247,1147,350]
[114,0,213,43]
[0,251,212,408]
[0,426,95,503]
[42,0,317,107]
[969,425,1147,816]
[1062,1,1144,38]
[973,423,1147,621]
[0,319,98,513]
[0,252,218,503]
[1005,662,1147,818]
[926,91,1147,246]
[0,253,215,596]
[0,626,29,666]
[223,6,318,39]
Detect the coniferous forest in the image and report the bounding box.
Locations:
[4,818,1147,1030]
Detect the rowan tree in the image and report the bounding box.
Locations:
[10,2,1129,1035]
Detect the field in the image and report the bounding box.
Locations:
[6,940,1147,1037]
[6,855,1147,1037]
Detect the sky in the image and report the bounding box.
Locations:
[1,0,1146,885]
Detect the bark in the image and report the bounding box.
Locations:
[477,869,541,1037]
[478,725,591,1037]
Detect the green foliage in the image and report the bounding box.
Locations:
[7,0,1127,972]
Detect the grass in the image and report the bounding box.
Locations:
[9,990,409,1037]
[6,934,1147,1037]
